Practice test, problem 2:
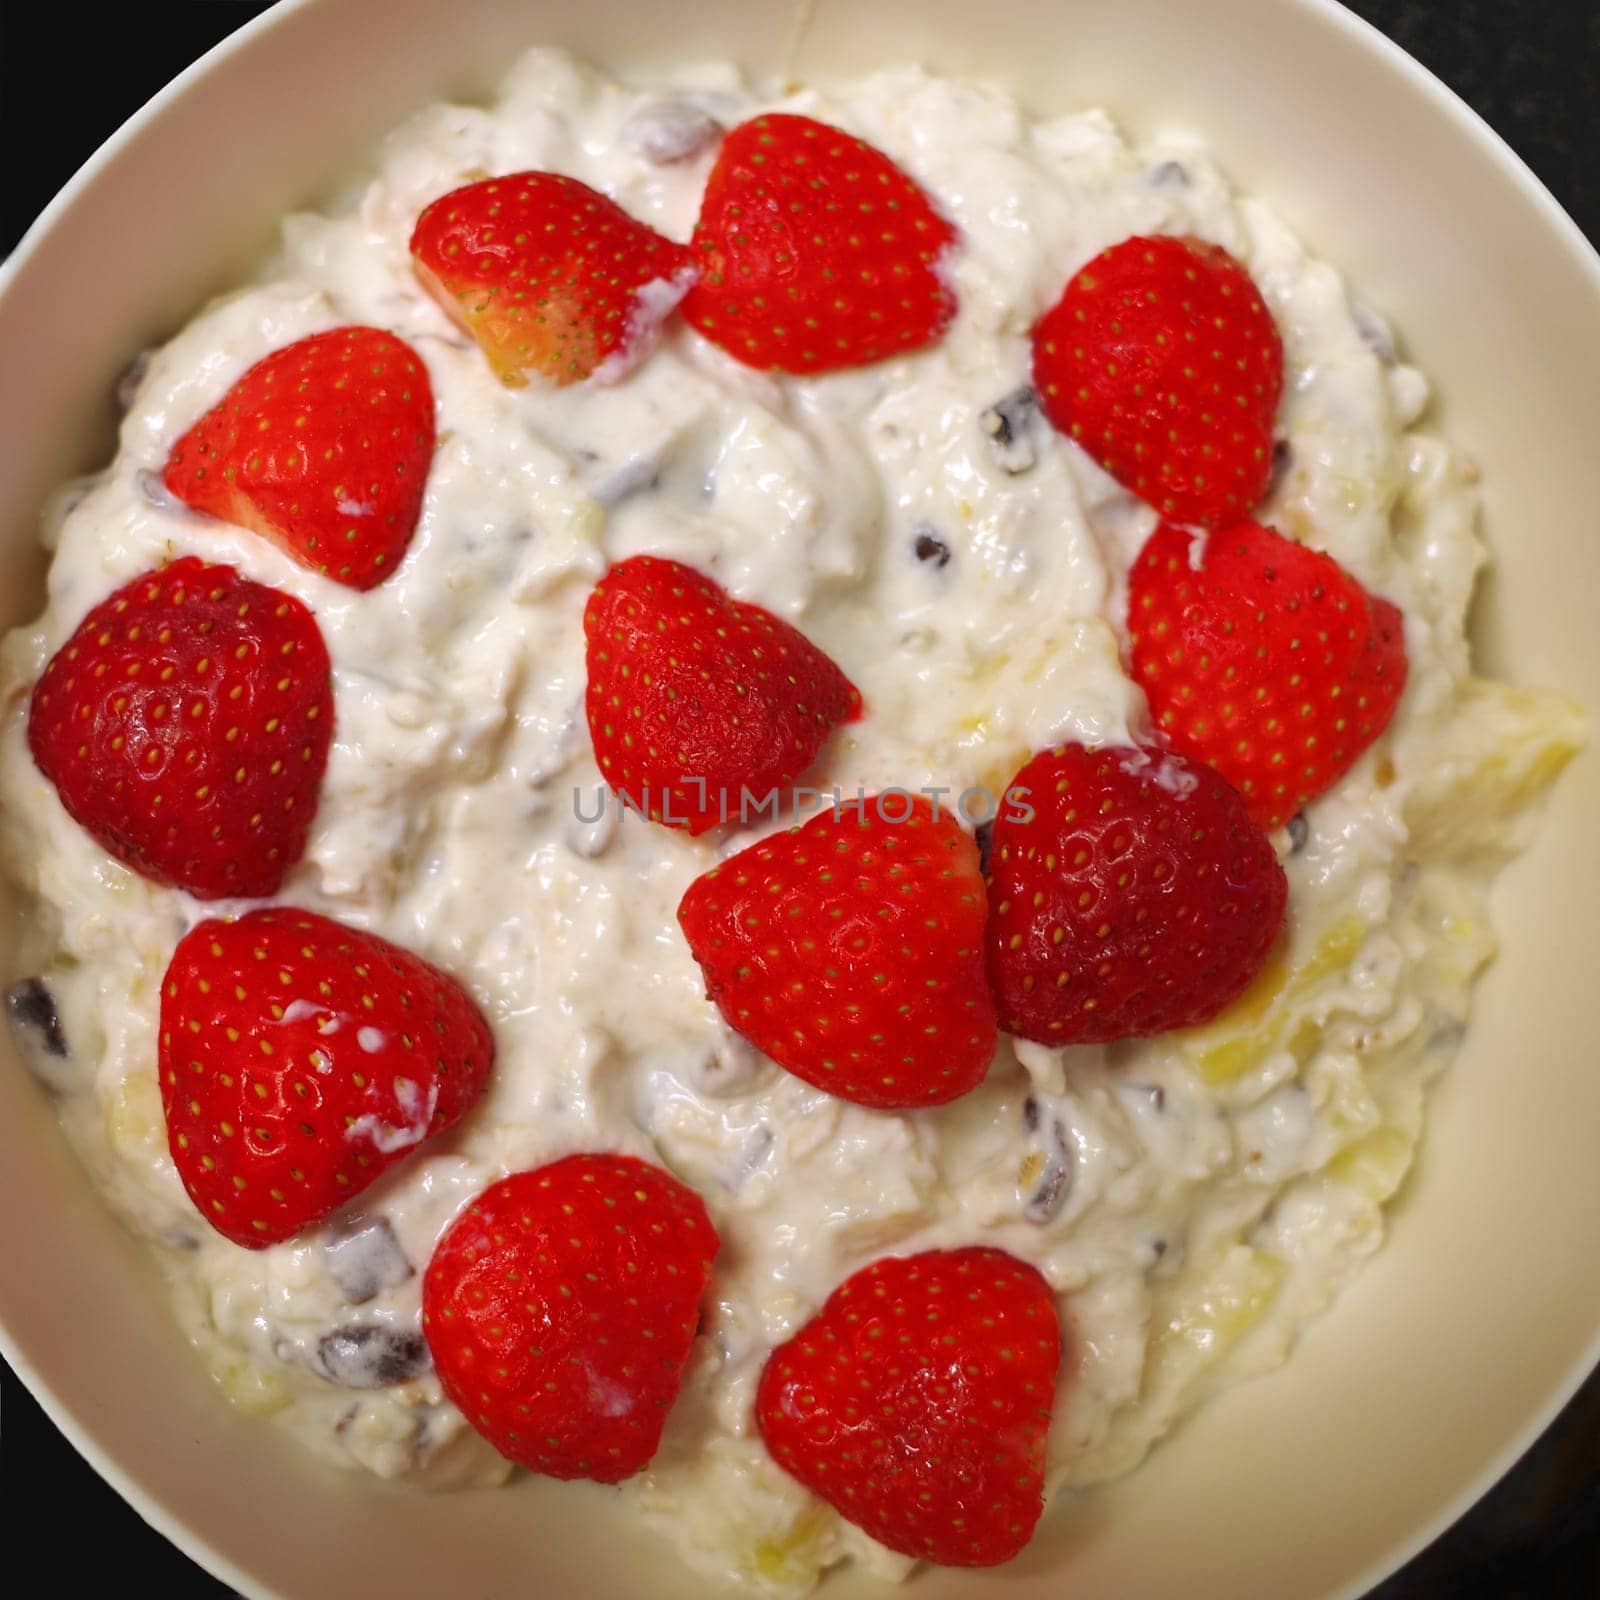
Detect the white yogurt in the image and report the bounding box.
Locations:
[0,48,1582,1596]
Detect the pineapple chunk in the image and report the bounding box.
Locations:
[1405,680,1584,862]
[1151,1247,1284,1375]
[1412,874,1497,996]
[748,1502,832,1589]
[1317,1052,1383,1146]
[1328,1123,1416,1203]
[1182,915,1368,1085]
[208,1351,291,1418]
[107,1068,165,1159]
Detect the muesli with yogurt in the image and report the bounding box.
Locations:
[0,47,1583,1595]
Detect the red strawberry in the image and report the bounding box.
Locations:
[1031,235,1283,529]
[163,326,435,590]
[680,113,957,374]
[987,743,1286,1044]
[160,907,493,1248]
[409,173,696,387]
[1127,519,1409,830]
[677,796,996,1108]
[584,555,859,835]
[758,1247,1061,1567]
[422,1154,719,1481]
[27,558,332,900]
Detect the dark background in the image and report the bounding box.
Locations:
[1,0,1596,1592]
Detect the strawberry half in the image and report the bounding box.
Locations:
[409,173,696,387]
[681,113,957,374]
[677,796,996,1108]
[1127,519,1409,830]
[160,907,493,1248]
[987,743,1286,1044]
[27,557,332,900]
[583,555,860,834]
[758,1247,1061,1567]
[422,1154,719,1481]
[1031,235,1283,529]
[163,326,435,590]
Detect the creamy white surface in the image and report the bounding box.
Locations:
[0,48,1582,1596]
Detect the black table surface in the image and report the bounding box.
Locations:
[1,2,1596,1594]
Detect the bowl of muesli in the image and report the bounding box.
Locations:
[0,1,1595,1597]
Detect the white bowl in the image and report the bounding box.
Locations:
[2,1,1596,1596]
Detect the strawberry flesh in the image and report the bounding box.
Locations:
[422,1154,719,1480]
[681,113,957,374]
[584,555,860,834]
[758,1246,1062,1566]
[163,326,435,591]
[987,743,1286,1044]
[1128,519,1409,830]
[160,907,494,1248]
[678,796,997,1108]
[409,172,696,387]
[1031,235,1283,529]
[27,557,332,900]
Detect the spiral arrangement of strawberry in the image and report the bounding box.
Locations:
[986,743,1288,1044]
[678,796,996,1107]
[1127,520,1409,830]
[160,908,494,1247]
[758,1248,1062,1565]
[164,326,435,590]
[583,555,860,833]
[410,173,697,386]
[1031,234,1284,530]
[28,558,333,899]
[681,113,958,373]
[19,92,1425,1578]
